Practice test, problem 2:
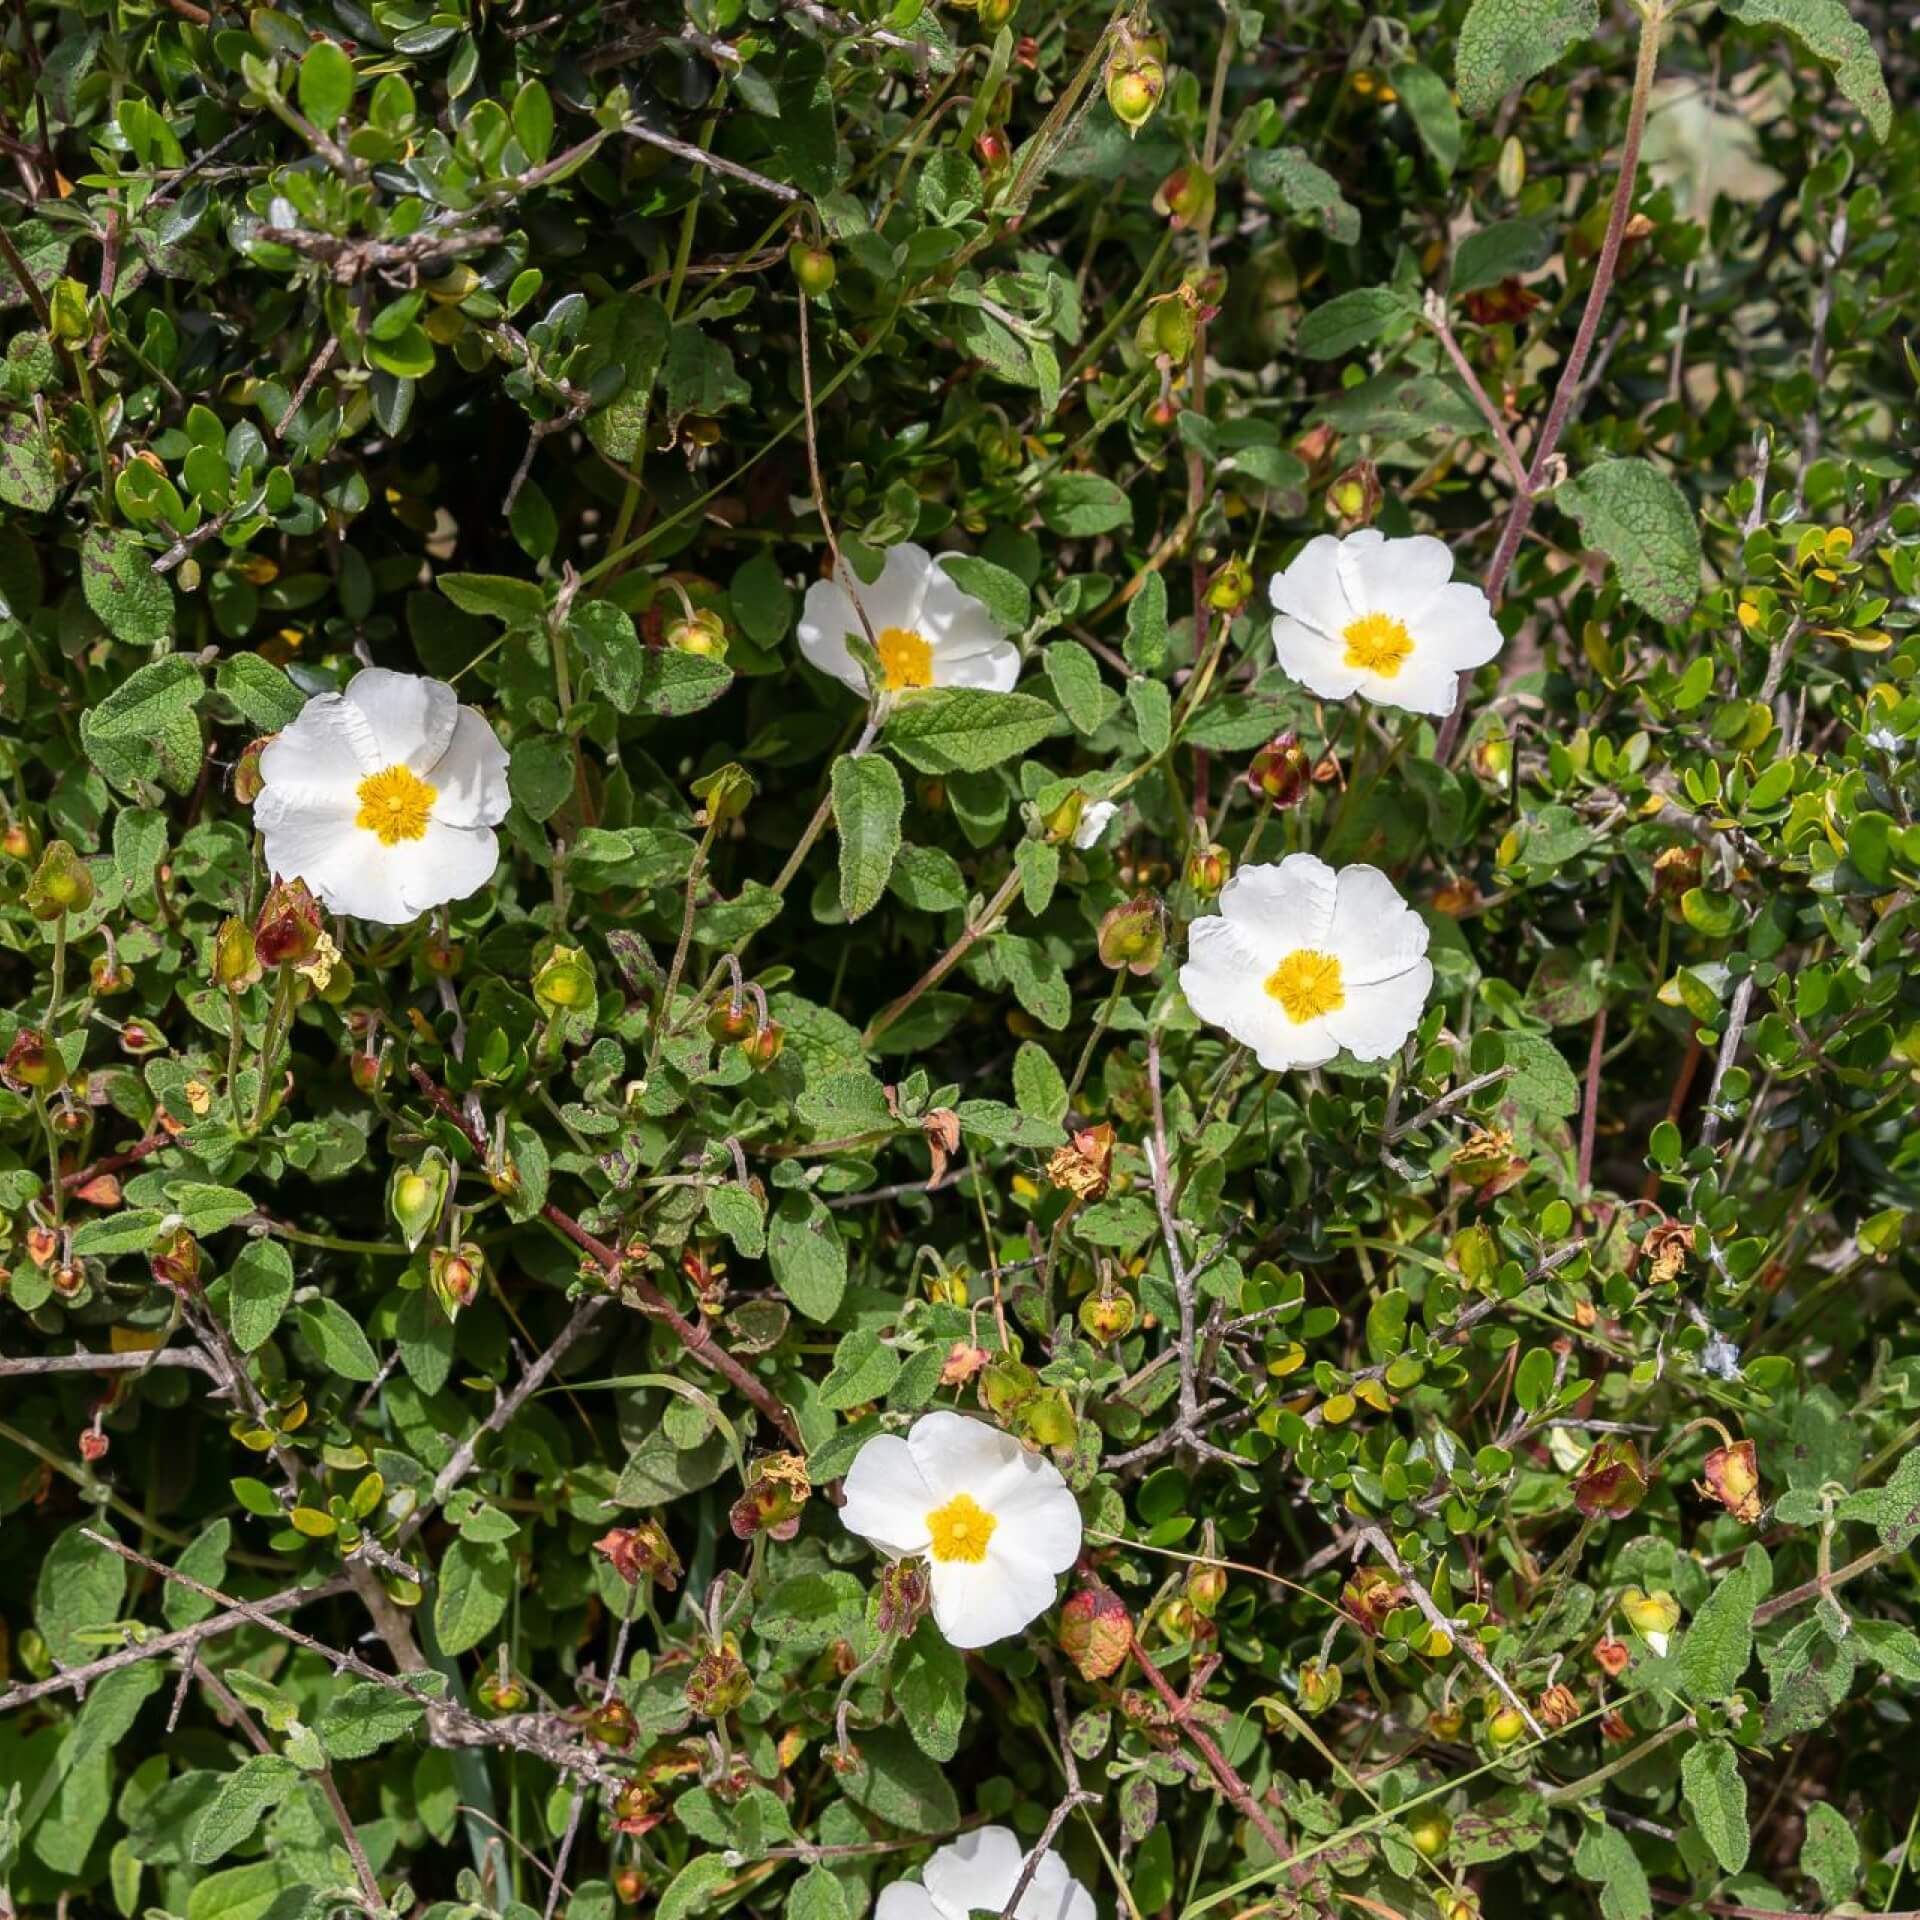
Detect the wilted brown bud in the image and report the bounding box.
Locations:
[1098,896,1165,975]
[0,821,32,860]
[1653,843,1703,906]
[1592,1636,1631,1677]
[78,1426,109,1463]
[609,1782,665,1837]
[1640,1221,1693,1288]
[1536,1683,1580,1730]
[1571,1436,1649,1520]
[939,1340,988,1387]
[875,1556,931,1637]
[150,1227,202,1293]
[1461,278,1542,328]
[729,1453,812,1542]
[1449,1125,1526,1199]
[594,1520,682,1592]
[1341,1566,1408,1637]
[72,1174,121,1208]
[1060,1587,1132,1681]
[26,1224,57,1268]
[1599,1709,1634,1743]
[1248,733,1312,807]
[706,998,757,1043]
[254,877,323,968]
[583,1698,637,1752]
[1048,1123,1114,1201]
[684,1634,751,1718]
[1697,1438,1763,1526]
[90,952,133,995]
[3,1028,65,1094]
[921,1107,961,1186]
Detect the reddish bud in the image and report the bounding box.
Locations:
[1060,1587,1132,1681]
[1697,1439,1763,1526]
[1248,733,1312,807]
[255,877,323,968]
[1572,1436,1649,1520]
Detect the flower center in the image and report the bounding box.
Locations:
[926,1492,996,1564]
[1341,611,1415,678]
[876,625,935,691]
[1266,949,1345,1023]
[354,764,437,845]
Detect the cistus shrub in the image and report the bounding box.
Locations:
[1,0,1917,1917]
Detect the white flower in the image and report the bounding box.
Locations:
[1072,800,1119,850]
[1268,529,1503,717]
[840,1411,1081,1650]
[798,543,1019,697]
[1178,854,1432,1071]
[256,668,510,925]
[877,1827,1095,1920]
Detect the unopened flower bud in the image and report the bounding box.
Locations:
[1,821,32,860]
[1153,166,1216,231]
[609,1781,663,1837]
[1620,1587,1681,1656]
[213,917,262,992]
[390,1155,449,1251]
[979,1353,1039,1418]
[788,241,837,298]
[1407,1813,1450,1859]
[1097,896,1165,975]
[78,1427,109,1463]
[1248,733,1312,807]
[1593,1635,1631,1677]
[429,1242,483,1320]
[594,1520,682,1591]
[150,1226,202,1292]
[584,1698,637,1752]
[533,944,596,1018]
[3,1028,65,1094]
[476,1671,530,1714]
[1019,1386,1077,1449]
[1296,1659,1342,1715]
[1326,459,1382,527]
[1078,1283,1137,1343]
[233,737,269,805]
[1186,1564,1227,1614]
[1186,842,1229,899]
[119,1019,163,1057]
[684,1634,751,1718]
[1572,1436,1649,1520]
[254,877,323,968]
[1497,134,1527,200]
[1105,52,1165,134]
[666,608,729,662]
[1205,555,1253,613]
[707,998,757,1043]
[876,1556,931,1636]
[1060,1587,1132,1681]
[27,840,94,920]
[1137,295,1195,362]
[729,1453,811,1541]
[691,761,754,826]
[1486,1704,1528,1749]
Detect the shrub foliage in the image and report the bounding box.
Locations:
[1,0,1918,1917]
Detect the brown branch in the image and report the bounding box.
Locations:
[998,1672,1098,1920]
[0,1347,220,1378]
[0,1577,352,1715]
[1129,1630,1288,1857]
[59,1131,165,1189]
[408,1065,802,1446]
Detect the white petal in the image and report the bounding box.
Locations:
[1340,532,1455,620]
[797,579,869,694]
[907,1412,1024,1505]
[1321,961,1434,1061]
[878,1884,946,1920]
[256,793,375,911]
[1412,581,1505,669]
[384,820,500,920]
[1219,855,1339,949]
[977,1452,1082,1575]
[1328,865,1430,988]
[1271,614,1367,703]
[1268,534,1362,637]
[343,668,459,773]
[935,640,1023,692]
[855,543,939,636]
[258,698,373,799]
[928,1548,1060,1649]
[1178,911,1339,1072]
[923,564,1000,649]
[1072,801,1118,850]
[840,1433,935,1557]
[1353,653,1461,718]
[428,707,512,829]
[924,1828,1026,1920]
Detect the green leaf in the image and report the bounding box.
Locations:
[81,527,174,645]
[1680,1738,1749,1874]
[634,648,733,717]
[214,653,304,730]
[664,323,751,431]
[1571,1823,1650,1920]
[295,1298,381,1383]
[839,1726,961,1833]
[940,555,1029,634]
[437,572,546,625]
[1393,64,1461,176]
[1452,218,1555,295]
[1297,287,1412,361]
[1720,0,1890,140]
[1556,458,1701,624]
[316,1682,426,1761]
[82,653,204,793]
[1456,0,1600,117]
[1043,641,1109,735]
[567,601,645,713]
[69,1209,167,1256]
[1130,677,1171,755]
[1799,1798,1859,1907]
[787,1866,850,1920]
[1499,1032,1581,1119]
[658,1854,734,1920]
[895,1620,967,1761]
[511,734,576,823]
[1244,146,1361,244]
[704,1183,767,1259]
[228,1240,294,1353]
[1678,1547,1768,1704]
[0,414,55,511]
[818,1328,902,1409]
[1126,571,1169,673]
[35,1522,127,1666]
[1038,473,1130,537]
[579,292,672,463]
[1014,1040,1068,1126]
[163,1519,232,1630]
[768,1192,848,1322]
[434,1536,513,1655]
[297,40,355,127]
[832,753,904,922]
[756,1572,866,1649]
[188,1753,300,1864]
[884,688,1056,775]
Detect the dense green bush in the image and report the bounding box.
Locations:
[2,0,1918,1916]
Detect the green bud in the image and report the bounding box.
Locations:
[980,1353,1039,1417]
[533,943,596,1017]
[1497,135,1527,201]
[213,917,262,991]
[48,276,90,345]
[691,761,754,826]
[390,1151,450,1252]
[788,241,837,298]
[26,840,95,920]
[1098,895,1165,975]
[1018,1386,1076,1449]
